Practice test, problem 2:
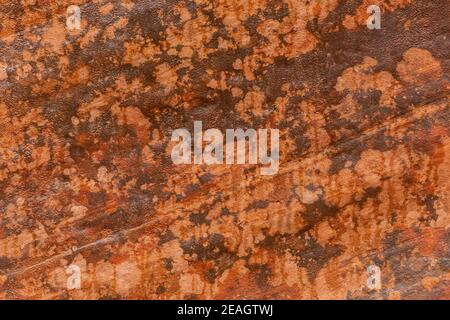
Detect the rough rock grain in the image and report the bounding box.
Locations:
[0,0,449,299]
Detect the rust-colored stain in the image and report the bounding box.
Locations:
[0,0,449,300]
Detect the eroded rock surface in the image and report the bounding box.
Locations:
[0,0,449,299]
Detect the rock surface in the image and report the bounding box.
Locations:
[0,0,449,299]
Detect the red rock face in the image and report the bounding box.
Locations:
[0,0,448,299]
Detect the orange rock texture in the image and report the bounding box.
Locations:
[0,0,449,299]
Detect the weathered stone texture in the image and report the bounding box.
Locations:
[0,0,449,299]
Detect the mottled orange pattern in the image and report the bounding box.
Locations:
[0,0,449,299]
